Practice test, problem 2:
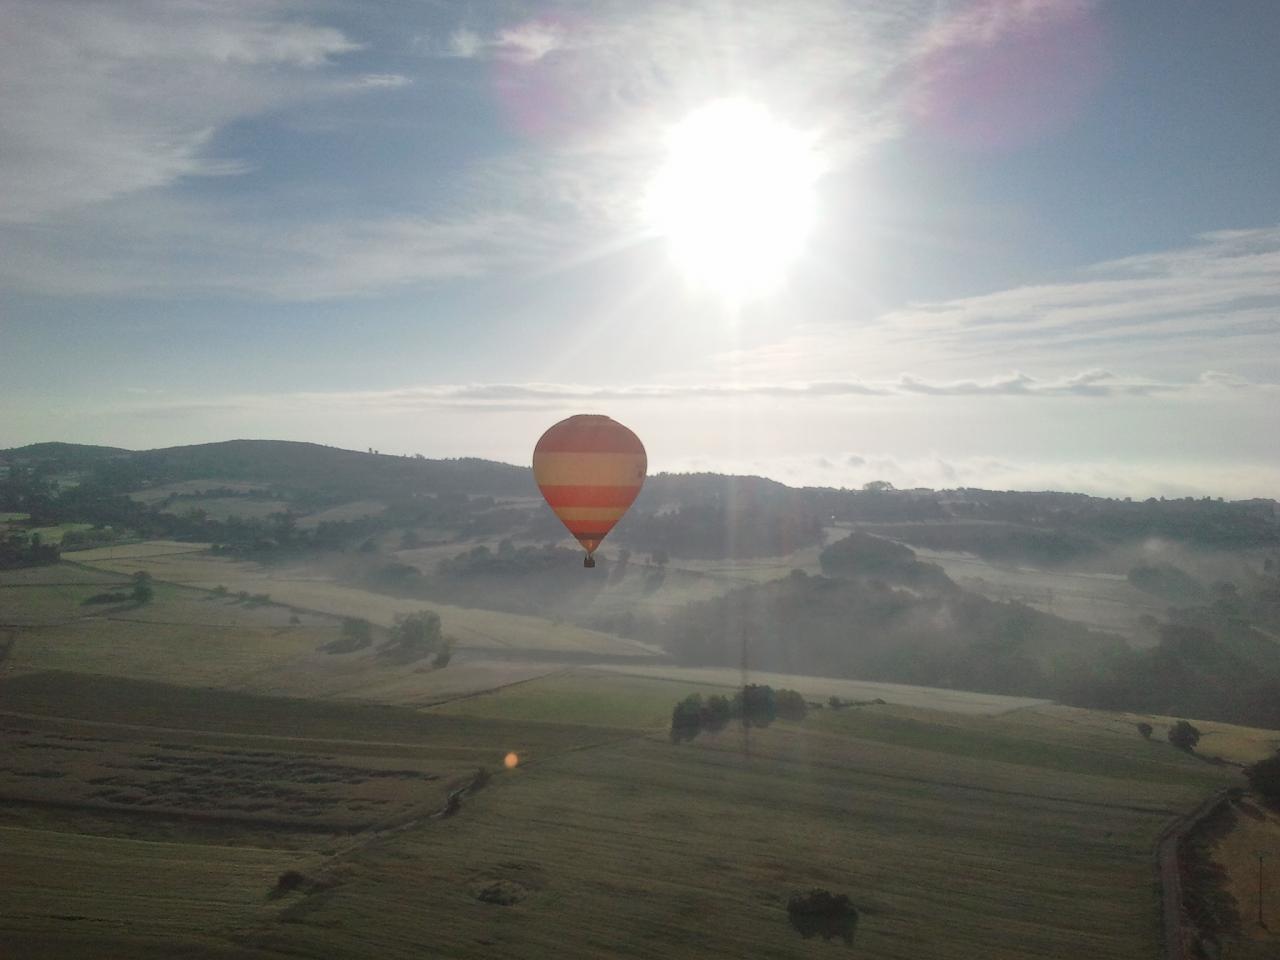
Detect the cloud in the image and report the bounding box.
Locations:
[881,227,1280,355]
[156,369,1265,416]
[0,203,566,299]
[447,22,569,63]
[349,73,411,89]
[0,0,366,223]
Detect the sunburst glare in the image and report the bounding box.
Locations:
[645,99,820,304]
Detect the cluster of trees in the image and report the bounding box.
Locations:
[854,521,1102,567]
[670,684,808,742]
[0,531,59,569]
[1246,750,1280,805]
[1127,563,1207,604]
[319,611,451,666]
[615,501,824,560]
[663,570,1122,700]
[787,890,859,945]
[0,442,527,557]
[381,611,451,666]
[819,532,956,593]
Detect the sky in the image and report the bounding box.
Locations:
[2,0,1278,499]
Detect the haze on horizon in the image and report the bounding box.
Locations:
[2,1,1278,501]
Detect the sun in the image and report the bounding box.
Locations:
[645,99,819,303]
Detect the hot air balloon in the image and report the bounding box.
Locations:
[533,415,646,568]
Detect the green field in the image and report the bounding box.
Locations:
[63,546,663,658]
[428,671,726,728]
[1,556,1271,958]
[240,716,1225,960]
[0,825,287,958]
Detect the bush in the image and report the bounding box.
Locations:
[381,610,443,663]
[1136,722,1153,740]
[670,694,704,743]
[1244,751,1280,806]
[775,688,808,721]
[323,617,373,655]
[270,870,310,898]
[787,889,859,945]
[703,694,733,732]
[736,684,777,728]
[1168,719,1202,752]
[130,571,154,606]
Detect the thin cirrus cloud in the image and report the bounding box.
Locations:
[881,227,1280,351]
[0,0,364,224]
[261,368,1262,412]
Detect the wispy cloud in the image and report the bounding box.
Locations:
[446,22,569,63]
[169,369,1266,414]
[0,0,370,223]
[882,227,1280,351]
[0,203,566,299]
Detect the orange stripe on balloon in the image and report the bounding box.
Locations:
[538,485,641,508]
[555,506,629,526]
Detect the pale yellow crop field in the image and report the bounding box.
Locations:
[69,544,661,658]
[592,663,1052,715]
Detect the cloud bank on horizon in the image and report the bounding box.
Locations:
[1,0,1277,499]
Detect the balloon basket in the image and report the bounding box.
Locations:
[583,555,596,569]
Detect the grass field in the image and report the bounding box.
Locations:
[159,497,293,520]
[295,499,388,528]
[427,671,725,728]
[0,670,633,958]
[594,664,1051,715]
[242,710,1230,960]
[0,825,287,957]
[130,480,270,504]
[908,546,1166,642]
[2,550,1269,959]
[64,546,663,658]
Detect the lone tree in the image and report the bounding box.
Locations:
[670,694,704,743]
[130,570,154,606]
[1168,719,1202,752]
[382,610,443,662]
[787,890,859,945]
[1136,722,1153,740]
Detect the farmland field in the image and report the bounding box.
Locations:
[2,555,1271,959]
[243,706,1232,960]
[594,663,1051,715]
[918,548,1164,641]
[62,547,662,659]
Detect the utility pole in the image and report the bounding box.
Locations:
[1259,851,1267,927]
[740,626,750,759]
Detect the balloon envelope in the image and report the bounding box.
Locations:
[533,415,646,563]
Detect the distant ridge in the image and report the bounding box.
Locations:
[3,441,130,458]
[2,438,535,499]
